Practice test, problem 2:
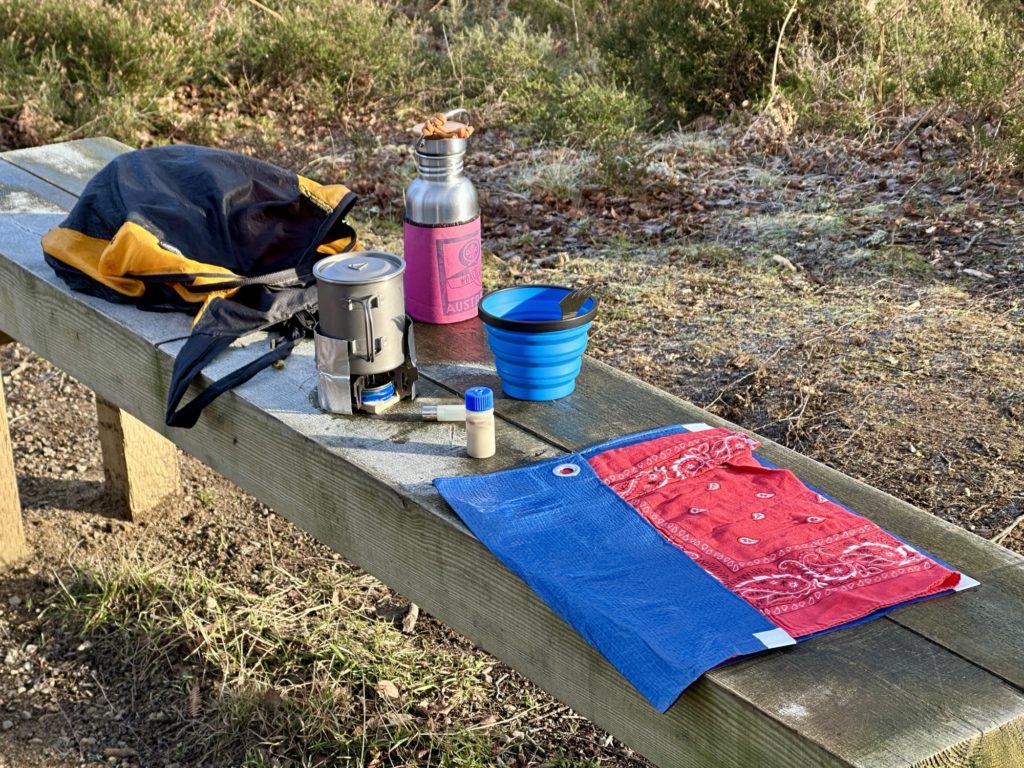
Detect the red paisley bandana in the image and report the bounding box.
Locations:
[588,428,960,637]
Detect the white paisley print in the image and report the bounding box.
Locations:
[731,541,929,613]
[603,431,756,503]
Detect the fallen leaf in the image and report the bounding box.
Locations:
[962,268,994,280]
[262,687,284,712]
[376,679,401,701]
[771,254,798,272]
[384,712,415,728]
[729,353,753,369]
[401,603,420,634]
[103,748,138,759]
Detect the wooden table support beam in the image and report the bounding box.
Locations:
[0,331,26,566]
[95,396,180,521]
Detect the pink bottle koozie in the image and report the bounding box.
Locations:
[403,216,482,323]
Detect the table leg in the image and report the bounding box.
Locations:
[95,396,180,521]
[0,332,26,566]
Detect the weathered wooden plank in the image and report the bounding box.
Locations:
[419,321,1024,574]
[716,619,1024,768]
[4,139,1024,766]
[0,334,26,567]
[0,158,78,213]
[95,395,181,520]
[0,213,195,346]
[414,322,1024,691]
[0,137,125,197]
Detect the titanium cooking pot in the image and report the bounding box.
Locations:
[314,251,407,376]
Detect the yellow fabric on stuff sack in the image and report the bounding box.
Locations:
[42,222,242,304]
[297,176,352,213]
[297,176,360,254]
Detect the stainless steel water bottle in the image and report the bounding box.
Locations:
[403,109,482,324]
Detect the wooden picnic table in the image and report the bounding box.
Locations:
[0,138,1022,767]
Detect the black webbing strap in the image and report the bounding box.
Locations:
[129,266,308,293]
[164,322,306,429]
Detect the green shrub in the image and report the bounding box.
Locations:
[1002,106,1024,167]
[439,16,647,150]
[514,0,1024,160]
[583,0,792,124]
[545,73,647,144]
[235,0,422,108]
[788,0,1022,127]
[0,0,186,92]
[0,0,427,145]
[442,17,562,122]
[0,0,191,141]
[508,0,606,42]
[509,0,792,127]
[0,0,1021,164]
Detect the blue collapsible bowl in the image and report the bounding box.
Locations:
[478,285,599,401]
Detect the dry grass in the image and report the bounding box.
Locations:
[45,558,539,766]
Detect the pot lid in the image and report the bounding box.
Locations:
[314,252,405,284]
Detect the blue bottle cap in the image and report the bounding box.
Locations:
[465,386,493,412]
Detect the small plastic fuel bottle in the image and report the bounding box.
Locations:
[465,386,495,459]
